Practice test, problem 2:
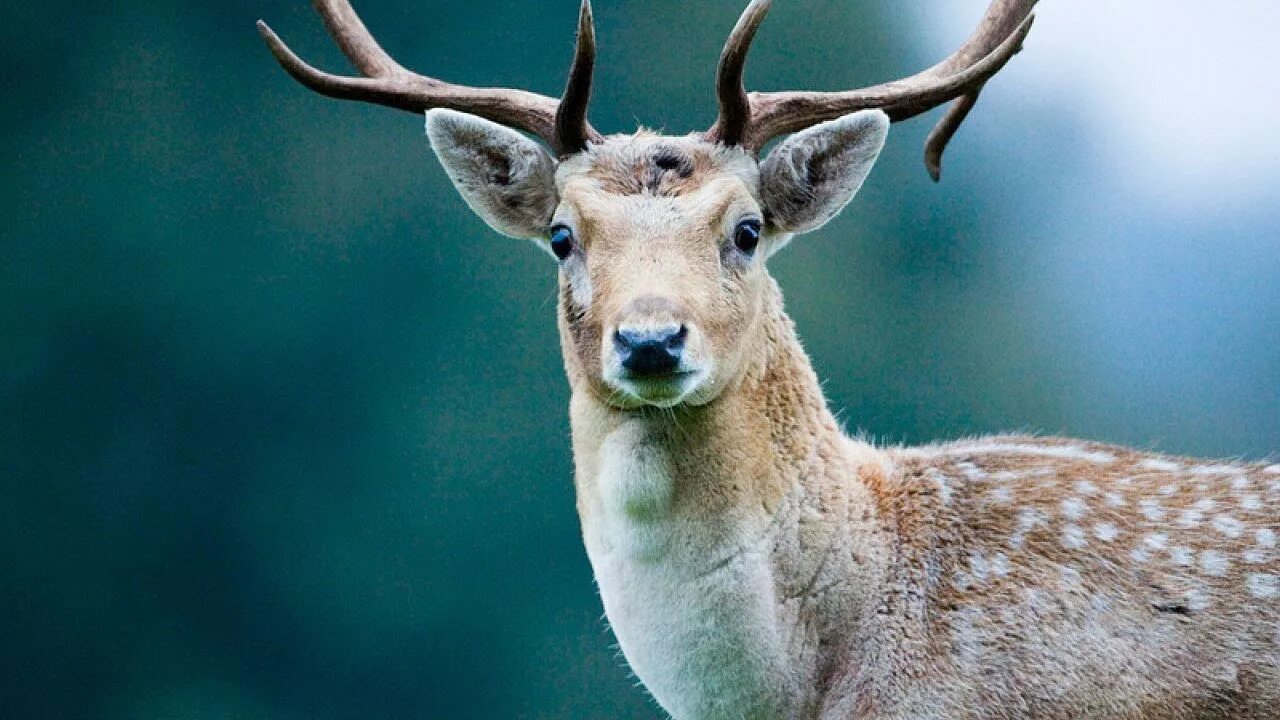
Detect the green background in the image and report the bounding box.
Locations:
[3,1,1277,718]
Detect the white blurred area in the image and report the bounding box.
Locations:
[920,1,1280,205]
[898,1,1280,456]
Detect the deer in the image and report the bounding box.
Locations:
[258,1,1280,717]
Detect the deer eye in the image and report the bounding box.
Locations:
[549,225,574,260]
[732,219,762,255]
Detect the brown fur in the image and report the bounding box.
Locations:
[584,131,730,197]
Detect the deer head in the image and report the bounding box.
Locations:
[259,0,1036,410]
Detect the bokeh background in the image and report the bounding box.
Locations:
[4,0,1279,717]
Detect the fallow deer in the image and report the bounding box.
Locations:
[258,1,1280,717]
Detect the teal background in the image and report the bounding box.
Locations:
[3,1,1278,718]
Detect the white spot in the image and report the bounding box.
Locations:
[1176,507,1203,529]
[930,470,954,505]
[988,486,1013,505]
[1104,491,1126,508]
[1017,508,1046,529]
[953,569,973,591]
[1061,497,1089,521]
[565,261,594,308]
[1022,587,1047,612]
[1131,536,1157,561]
[954,462,986,481]
[1159,485,1178,496]
[1010,507,1048,549]
[990,552,1012,577]
[1117,475,1135,486]
[1246,573,1279,599]
[1175,498,1215,528]
[1258,529,1277,548]
[1244,548,1267,564]
[1136,535,1168,567]
[1240,494,1262,511]
[931,479,952,502]
[969,553,990,582]
[1059,566,1080,589]
[1191,464,1239,475]
[597,422,674,524]
[1265,465,1280,475]
[1138,458,1181,472]
[1231,476,1252,491]
[1060,566,1082,588]
[1185,588,1213,611]
[1211,515,1245,539]
[1210,662,1239,686]
[1270,480,1280,498]
[990,470,1020,481]
[1093,522,1120,542]
[1200,550,1229,577]
[949,607,984,663]
[592,420,691,569]
[1140,499,1165,522]
[942,442,1116,464]
[1062,524,1087,550]
[1169,547,1194,566]
[1075,480,1099,494]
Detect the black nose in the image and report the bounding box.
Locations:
[614,325,687,376]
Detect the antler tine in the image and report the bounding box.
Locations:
[705,0,1037,179]
[554,0,604,156]
[311,0,408,78]
[708,0,773,147]
[924,0,1036,78]
[923,87,982,182]
[747,4,1036,147]
[258,0,600,154]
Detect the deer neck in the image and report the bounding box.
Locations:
[564,278,889,718]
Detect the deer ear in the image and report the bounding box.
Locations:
[759,110,889,235]
[426,109,558,239]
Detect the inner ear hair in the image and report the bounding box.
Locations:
[760,110,889,235]
[426,109,560,240]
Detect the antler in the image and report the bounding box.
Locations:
[257,0,602,157]
[707,0,1038,180]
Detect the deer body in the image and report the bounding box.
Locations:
[260,0,1279,716]
[569,267,1280,720]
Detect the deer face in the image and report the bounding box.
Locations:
[550,136,765,408]
[427,108,889,408]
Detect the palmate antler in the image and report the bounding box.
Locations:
[707,0,1039,179]
[259,0,1037,179]
[256,0,602,157]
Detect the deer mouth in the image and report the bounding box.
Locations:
[608,369,706,408]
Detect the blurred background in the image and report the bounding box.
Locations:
[3,0,1278,717]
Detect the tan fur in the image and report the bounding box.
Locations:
[550,133,1279,719]
[578,131,754,198]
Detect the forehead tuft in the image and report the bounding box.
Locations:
[557,132,757,198]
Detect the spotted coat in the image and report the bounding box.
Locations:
[864,436,1280,718]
